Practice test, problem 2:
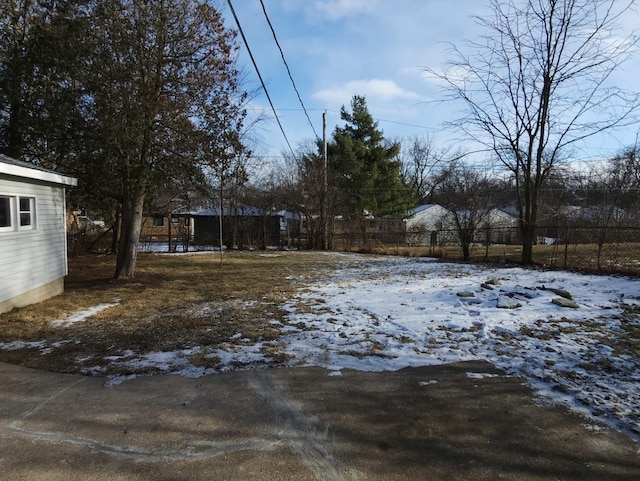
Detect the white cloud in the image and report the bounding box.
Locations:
[312,0,379,20]
[421,65,474,89]
[313,79,422,106]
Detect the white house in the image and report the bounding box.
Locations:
[475,208,519,244]
[0,155,77,313]
[406,204,519,246]
[405,204,452,246]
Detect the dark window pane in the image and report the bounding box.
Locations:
[20,212,31,226]
[19,197,30,211]
[0,197,10,227]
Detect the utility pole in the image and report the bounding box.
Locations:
[322,111,328,250]
[219,177,224,266]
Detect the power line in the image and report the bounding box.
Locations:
[226,0,296,158]
[259,0,319,140]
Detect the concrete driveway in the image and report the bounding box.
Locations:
[1,360,638,480]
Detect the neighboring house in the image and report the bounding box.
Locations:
[139,213,194,244]
[405,204,519,246]
[139,196,196,246]
[191,205,300,249]
[0,155,77,313]
[404,204,452,246]
[475,208,519,244]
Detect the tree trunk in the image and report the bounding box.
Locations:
[462,242,471,261]
[358,215,368,250]
[111,207,121,254]
[460,228,472,261]
[115,187,145,279]
[7,98,25,159]
[168,212,173,253]
[521,223,536,265]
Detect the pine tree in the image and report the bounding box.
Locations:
[329,95,412,245]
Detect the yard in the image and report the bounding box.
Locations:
[0,250,639,442]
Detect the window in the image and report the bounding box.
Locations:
[153,215,164,227]
[0,196,11,228]
[19,197,34,227]
[0,195,36,232]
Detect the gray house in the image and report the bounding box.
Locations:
[0,155,77,313]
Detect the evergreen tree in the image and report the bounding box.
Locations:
[328,95,412,244]
[0,0,89,161]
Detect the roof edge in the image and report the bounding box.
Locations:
[0,155,77,187]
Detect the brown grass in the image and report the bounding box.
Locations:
[372,242,640,275]
[2,248,638,377]
[0,251,340,374]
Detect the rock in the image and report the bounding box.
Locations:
[497,296,522,309]
[552,297,579,309]
[481,283,494,290]
[485,278,501,286]
[457,291,476,298]
[542,286,573,300]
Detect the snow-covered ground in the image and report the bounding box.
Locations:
[278,255,640,440]
[3,253,639,441]
[100,254,640,440]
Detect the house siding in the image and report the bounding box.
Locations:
[0,176,68,312]
[405,205,452,246]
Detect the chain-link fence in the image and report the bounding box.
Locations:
[332,223,640,276]
[528,225,640,274]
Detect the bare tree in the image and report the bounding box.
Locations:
[399,134,450,203]
[80,0,245,278]
[429,0,640,264]
[274,141,341,249]
[433,161,496,260]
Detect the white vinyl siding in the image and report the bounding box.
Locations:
[0,177,68,304]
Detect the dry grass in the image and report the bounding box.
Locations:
[373,242,640,275]
[0,251,339,374]
[2,248,638,377]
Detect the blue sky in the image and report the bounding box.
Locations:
[222,0,640,168]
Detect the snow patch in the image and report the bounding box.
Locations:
[51,301,120,328]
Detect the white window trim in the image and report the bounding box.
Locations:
[18,195,36,231]
[0,194,37,233]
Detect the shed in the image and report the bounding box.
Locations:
[0,155,77,313]
[192,205,300,249]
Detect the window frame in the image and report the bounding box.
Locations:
[0,194,37,233]
[18,196,36,229]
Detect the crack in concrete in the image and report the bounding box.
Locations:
[248,370,348,481]
[3,370,351,477]
[2,376,279,462]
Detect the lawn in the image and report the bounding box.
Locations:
[0,251,338,374]
[1,250,639,440]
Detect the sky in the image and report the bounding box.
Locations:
[221,0,640,171]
